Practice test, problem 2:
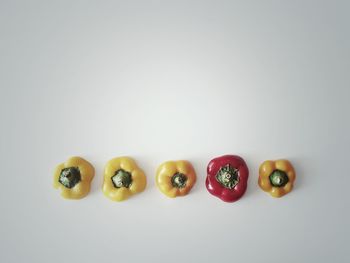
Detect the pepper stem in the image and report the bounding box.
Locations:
[59,167,81,188]
[112,169,132,188]
[171,173,187,188]
[216,164,239,189]
[269,170,289,187]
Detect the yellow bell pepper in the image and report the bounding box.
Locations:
[103,157,147,201]
[258,159,296,198]
[156,160,196,198]
[53,156,95,199]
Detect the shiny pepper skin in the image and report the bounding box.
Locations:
[156,160,197,198]
[206,155,249,202]
[103,157,147,201]
[53,156,95,199]
[258,159,296,198]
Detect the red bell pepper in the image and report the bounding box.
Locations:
[206,155,249,202]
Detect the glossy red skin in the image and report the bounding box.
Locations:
[206,155,249,202]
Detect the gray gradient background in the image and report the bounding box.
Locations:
[0,1,349,262]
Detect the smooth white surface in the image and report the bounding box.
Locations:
[1,1,349,262]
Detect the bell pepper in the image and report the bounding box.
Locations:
[103,157,146,201]
[53,156,95,199]
[156,160,196,198]
[258,159,296,198]
[206,155,249,202]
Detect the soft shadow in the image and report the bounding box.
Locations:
[288,156,309,193]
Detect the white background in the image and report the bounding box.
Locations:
[1,1,349,262]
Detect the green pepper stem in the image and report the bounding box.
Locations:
[112,169,132,188]
[269,170,289,187]
[171,173,187,188]
[59,167,81,188]
[215,164,239,189]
